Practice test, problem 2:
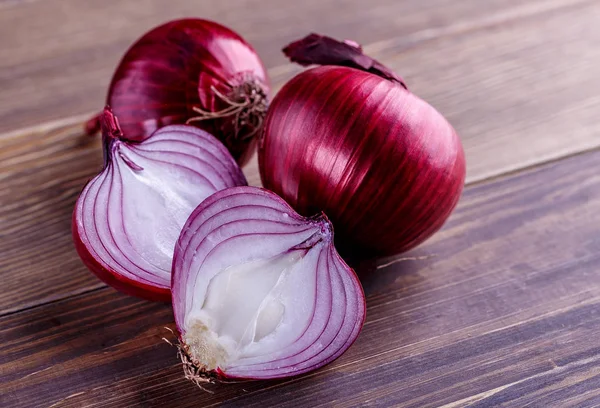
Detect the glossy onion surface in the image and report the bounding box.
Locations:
[259,40,465,255]
[94,19,269,165]
[171,186,365,381]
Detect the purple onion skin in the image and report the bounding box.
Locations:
[259,34,466,257]
[88,19,270,165]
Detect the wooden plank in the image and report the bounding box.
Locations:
[361,0,600,184]
[0,124,105,314]
[0,0,581,134]
[2,148,600,407]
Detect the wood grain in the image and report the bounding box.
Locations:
[257,0,600,185]
[2,148,600,408]
[361,0,600,184]
[0,0,588,134]
[2,0,600,404]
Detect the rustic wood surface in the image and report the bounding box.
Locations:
[3,149,600,407]
[1,0,600,406]
[0,0,581,133]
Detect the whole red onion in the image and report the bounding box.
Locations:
[259,34,466,256]
[87,19,269,165]
[73,107,246,301]
[171,186,365,382]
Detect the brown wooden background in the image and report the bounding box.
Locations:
[1,0,600,407]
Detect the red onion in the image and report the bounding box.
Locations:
[259,34,466,256]
[171,186,365,382]
[86,19,269,165]
[73,107,247,301]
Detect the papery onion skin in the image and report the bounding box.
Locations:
[87,19,270,165]
[171,186,366,382]
[73,107,247,302]
[258,34,466,257]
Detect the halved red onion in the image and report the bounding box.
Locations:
[171,186,366,382]
[72,107,247,301]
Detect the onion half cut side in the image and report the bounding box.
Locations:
[171,186,366,382]
[72,107,247,301]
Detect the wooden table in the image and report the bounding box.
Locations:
[2,1,600,406]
